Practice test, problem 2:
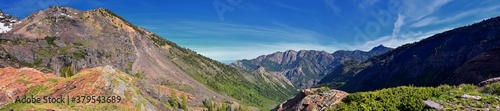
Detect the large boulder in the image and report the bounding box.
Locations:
[273,88,348,111]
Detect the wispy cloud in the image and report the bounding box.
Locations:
[324,0,341,16]
[154,21,350,62]
[273,3,309,12]
[392,14,405,37]
[389,0,452,44]
[410,5,500,28]
[160,21,336,43]
[409,17,437,28]
[357,0,379,10]
[400,0,452,21]
[157,20,460,63]
[358,27,452,51]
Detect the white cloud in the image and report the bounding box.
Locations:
[400,0,452,21]
[392,14,405,37]
[357,0,379,10]
[389,0,451,44]
[157,21,351,63]
[198,26,455,63]
[358,27,452,51]
[410,5,500,28]
[324,0,341,16]
[410,17,437,28]
[162,21,331,43]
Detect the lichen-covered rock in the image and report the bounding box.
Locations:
[423,100,443,110]
[273,88,348,111]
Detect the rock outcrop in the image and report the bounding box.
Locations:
[273,88,348,111]
[423,100,443,110]
[0,10,19,33]
[480,77,500,85]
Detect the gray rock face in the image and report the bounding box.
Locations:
[231,46,392,89]
[0,7,137,76]
[272,88,349,111]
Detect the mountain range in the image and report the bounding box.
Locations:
[271,16,500,111]
[318,16,500,93]
[231,45,392,88]
[0,6,295,110]
[1,6,500,111]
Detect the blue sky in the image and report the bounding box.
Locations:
[1,0,499,63]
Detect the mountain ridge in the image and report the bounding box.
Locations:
[231,45,392,89]
[0,6,295,110]
[319,16,500,92]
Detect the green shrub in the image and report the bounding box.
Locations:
[333,86,440,110]
[458,84,476,92]
[134,72,142,78]
[180,93,188,110]
[483,83,500,95]
[314,86,330,94]
[44,36,59,46]
[60,64,75,78]
[168,89,181,108]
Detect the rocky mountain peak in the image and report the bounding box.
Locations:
[0,9,20,33]
[369,44,391,52]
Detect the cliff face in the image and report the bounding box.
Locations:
[231,46,392,89]
[319,16,500,92]
[272,88,348,111]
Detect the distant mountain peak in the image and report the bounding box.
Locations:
[369,44,391,52]
[0,9,20,33]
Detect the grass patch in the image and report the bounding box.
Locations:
[330,84,500,110]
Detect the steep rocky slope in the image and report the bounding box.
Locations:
[319,16,500,92]
[0,6,227,103]
[252,66,294,89]
[0,66,214,110]
[0,6,295,110]
[446,47,500,84]
[231,45,392,88]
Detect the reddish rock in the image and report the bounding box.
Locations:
[273,88,348,111]
[0,67,58,106]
